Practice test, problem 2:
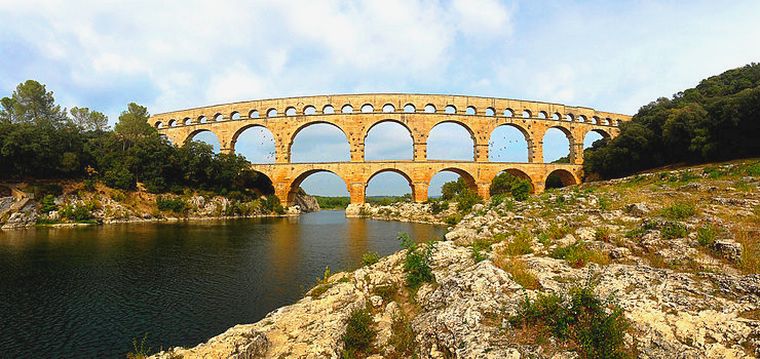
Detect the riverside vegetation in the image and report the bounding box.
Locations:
[148,64,760,358]
[149,158,760,358]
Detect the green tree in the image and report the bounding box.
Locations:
[70,107,109,132]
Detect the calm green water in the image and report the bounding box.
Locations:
[0,210,444,358]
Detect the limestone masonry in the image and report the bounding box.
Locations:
[149,94,631,205]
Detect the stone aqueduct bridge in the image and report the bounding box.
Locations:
[149,94,631,206]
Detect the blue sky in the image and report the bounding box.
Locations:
[2,1,760,196]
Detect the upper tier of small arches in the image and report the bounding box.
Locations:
[150,94,630,129]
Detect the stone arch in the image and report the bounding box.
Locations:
[230,111,241,120]
[424,104,436,113]
[249,110,260,119]
[231,124,277,163]
[538,111,547,119]
[285,107,297,116]
[465,106,476,115]
[522,109,532,118]
[154,120,163,129]
[583,128,611,149]
[427,120,476,161]
[444,105,457,114]
[287,169,349,205]
[427,167,478,198]
[289,121,350,163]
[198,115,208,124]
[504,108,514,117]
[366,168,415,200]
[361,103,374,113]
[485,107,495,116]
[492,168,535,194]
[403,103,416,113]
[168,119,177,127]
[267,108,278,117]
[542,126,573,163]
[341,104,354,113]
[183,117,192,125]
[364,119,414,160]
[488,123,531,162]
[213,113,224,122]
[303,105,317,115]
[185,129,221,153]
[545,169,578,189]
[383,103,396,113]
[323,105,335,114]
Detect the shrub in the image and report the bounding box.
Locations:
[696,224,718,246]
[501,230,534,256]
[156,196,187,213]
[471,239,490,263]
[429,199,449,214]
[40,194,57,213]
[386,313,417,358]
[398,233,434,289]
[661,222,687,240]
[493,256,540,289]
[550,242,610,268]
[126,333,151,359]
[598,196,611,211]
[444,214,462,225]
[490,172,532,201]
[371,284,398,302]
[509,284,630,358]
[454,189,481,214]
[83,179,96,192]
[110,190,126,202]
[261,195,284,214]
[594,227,612,242]
[341,307,376,358]
[361,251,380,266]
[661,202,696,220]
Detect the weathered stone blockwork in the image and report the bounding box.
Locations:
[149,94,630,205]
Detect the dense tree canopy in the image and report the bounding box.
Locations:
[585,63,760,178]
[0,80,271,196]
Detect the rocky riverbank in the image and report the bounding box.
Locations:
[148,159,760,358]
[0,182,318,230]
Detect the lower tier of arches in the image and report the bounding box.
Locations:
[251,161,583,206]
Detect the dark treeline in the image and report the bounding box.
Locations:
[0,80,272,196]
[585,63,760,179]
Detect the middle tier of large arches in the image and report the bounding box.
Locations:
[163,112,617,165]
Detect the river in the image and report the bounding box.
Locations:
[0,210,444,358]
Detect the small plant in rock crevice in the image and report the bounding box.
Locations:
[398,232,434,290]
[341,306,377,359]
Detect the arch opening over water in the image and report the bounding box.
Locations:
[291,170,349,202]
[366,169,413,201]
[364,121,413,160]
[290,123,350,163]
[489,124,529,163]
[427,122,475,161]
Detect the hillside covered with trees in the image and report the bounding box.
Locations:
[0,80,272,197]
[585,63,760,178]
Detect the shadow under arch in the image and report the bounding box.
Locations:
[365,168,415,200]
[289,121,350,163]
[492,168,535,194]
[364,119,414,160]
[287,169,349,205]
[488,123,532,162]
[545,169,578,189]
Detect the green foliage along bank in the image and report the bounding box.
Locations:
[0,80,273,197]
[585,63,760,179]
